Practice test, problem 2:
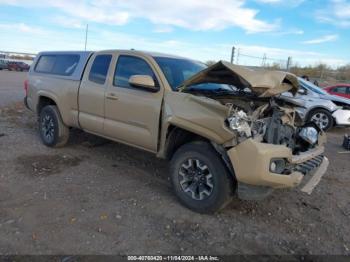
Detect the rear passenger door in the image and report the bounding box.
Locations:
[78,53,112,133]
[103,54,164,152]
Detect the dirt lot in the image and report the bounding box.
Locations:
[0,71,350,255]
[0,71,27,107]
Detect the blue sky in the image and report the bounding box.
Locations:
[0,0,349,67]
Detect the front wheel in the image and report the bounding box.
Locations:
[308,109,333,131]
[39,105,70,147]
[170,141,235,213]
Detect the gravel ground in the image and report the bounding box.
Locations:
[0,71,350,255]
[0,71,27,107]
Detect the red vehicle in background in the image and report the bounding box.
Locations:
[324,84,350,100]
[8,61,30,72]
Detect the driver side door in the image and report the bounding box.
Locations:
[103,54,164,152]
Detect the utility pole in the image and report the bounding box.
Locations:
[286,56,292,72]
[320,66,325,80]
[84,24,89,51]
[231,46,235,64]
[261,54,267,68]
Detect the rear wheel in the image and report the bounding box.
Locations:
[308,108,333,131]
[39,105,69,147]
[170,141,235,213]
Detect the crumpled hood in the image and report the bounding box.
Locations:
[180,61,299,97]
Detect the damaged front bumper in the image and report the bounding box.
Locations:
[227,138,328,200]
[332,109,350,126]
[300,156,329,194]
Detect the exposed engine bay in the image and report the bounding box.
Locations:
[224,96,321,154]
[189,91,322,155]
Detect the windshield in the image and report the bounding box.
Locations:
[298,77,327,95]
[154,57,233,92]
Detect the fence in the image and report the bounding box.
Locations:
[229,46,349,86]
[230,46,291,71]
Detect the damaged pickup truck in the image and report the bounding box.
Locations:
[25,50,329,213]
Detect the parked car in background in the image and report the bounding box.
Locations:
[324,84,350,99]
[281,78,350,130]
[0,59,8,70]
[8,61,30,71]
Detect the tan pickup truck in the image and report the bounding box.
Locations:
[25,50,329,213]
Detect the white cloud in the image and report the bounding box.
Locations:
[153,25,173,33]
[302,34,338,44]
[257,0,281,2]
[270,28,304,36]
[255,0,305,7]
[316,0,350,27]
[0,22,47,35]
[50,16,85,29]
[0,0,278,33]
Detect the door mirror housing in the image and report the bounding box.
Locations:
[129,75,158,92]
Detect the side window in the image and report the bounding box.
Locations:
[334,86,347,94]
[35,55,80,76]
[35,55,56,73]
[52,55,79,75]
[89,55,112,85]
[114,56,157,88]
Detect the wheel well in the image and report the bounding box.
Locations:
[307,107,331,119]
[165,125,237,183]
[164,126,209,160]
[306,107,335,127]
[37,96,56,115]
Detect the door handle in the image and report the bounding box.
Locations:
[106,93,119,100]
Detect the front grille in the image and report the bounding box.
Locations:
[295,155,324,175]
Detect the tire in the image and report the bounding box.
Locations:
[39,105,69,147]
[307,108,334,131]
[170,141,235,213]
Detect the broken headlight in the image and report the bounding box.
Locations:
[299,127,318,145]
[227,110,251,137]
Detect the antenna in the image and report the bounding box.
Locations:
[84,24,89,51]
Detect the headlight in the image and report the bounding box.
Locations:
[299,127,318,145]
[227,110,252,137]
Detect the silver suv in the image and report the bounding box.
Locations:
[281,78,350,130]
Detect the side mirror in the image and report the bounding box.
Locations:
[129,75,158,92]
[298,89,307,95]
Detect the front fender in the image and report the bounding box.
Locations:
[157,92,235,158]
[163,92,234,143]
